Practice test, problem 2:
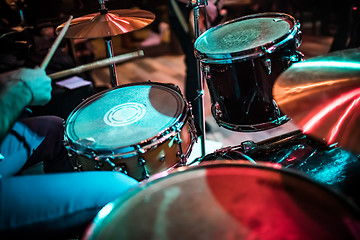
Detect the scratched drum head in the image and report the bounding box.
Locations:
[65,83,185,152]
[84,161,360,240]
[195,12,297,61]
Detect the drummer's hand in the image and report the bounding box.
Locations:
[207,1,219,23]
[8,68,52,106]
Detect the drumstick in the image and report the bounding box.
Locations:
[40,16,73,69]
[48,50,144,80]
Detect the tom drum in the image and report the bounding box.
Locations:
[195,12,303,131]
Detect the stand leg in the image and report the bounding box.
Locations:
[193,6,206,157]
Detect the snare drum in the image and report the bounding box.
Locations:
[84,162,360,240]
[64,82,197,181]
[195,13,303,131]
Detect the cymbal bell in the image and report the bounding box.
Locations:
[274,48,360,154]
[56,9,155,39]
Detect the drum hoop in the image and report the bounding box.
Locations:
[194,12,300,63]
[64,82,190,159]
[215,113,290,132]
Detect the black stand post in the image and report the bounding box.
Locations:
[99,0,118,87]
[104,37,119,87]
[189,0,208,157]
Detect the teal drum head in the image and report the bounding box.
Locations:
[65,84,185,150]
[195,13,295,60]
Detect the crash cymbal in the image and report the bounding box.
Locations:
[274,48,360,154]
[56,9,155,39]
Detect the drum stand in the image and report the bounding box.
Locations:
[100,0,119,87]
[104,36,119,87]
[189,0,208,157]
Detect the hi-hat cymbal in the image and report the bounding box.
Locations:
[56,9,155,39]
[274,48,360,154]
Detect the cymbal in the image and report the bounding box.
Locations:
[274,48,360,154]
[56,9,155,39]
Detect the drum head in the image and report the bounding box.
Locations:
[85,162,360,240]
[195,13,296,60]
[65,83,185,150]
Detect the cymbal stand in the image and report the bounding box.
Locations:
[99,0,119,87]
[189,0,208,157]
[15,0,26,27]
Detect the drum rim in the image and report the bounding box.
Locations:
[64,82,190,158]
[84,161,360,239]
[215,113,290,132]
[194,12,300,62]
[117,161,360,210]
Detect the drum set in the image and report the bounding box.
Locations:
[44,1,360,238]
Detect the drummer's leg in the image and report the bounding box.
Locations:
[19,116,74,173]
[0,171,139,239]
[0,116,74,177]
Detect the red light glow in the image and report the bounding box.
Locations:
[107,14,130,32]
[303,88,360,134]
[328,97,360,144]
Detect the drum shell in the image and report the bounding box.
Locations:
[202,40,297,130]
[72,121,194,181]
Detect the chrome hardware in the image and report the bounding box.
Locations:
[202,65,211,80]
[94,161,103,170]
[104,158,115,168]
[114,164,128,175]
[214,102,223,118]
[295,28,302,48]
[159,155,166,162]
[175,132,186,165]
[283,51,304,69]
[273,17,283,23]
[136,146,149,179]
[263,58,272,75]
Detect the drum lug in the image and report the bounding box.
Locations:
[202,65,211,80]
[67,150,82,172]
[157,154,165,163]
[104,157,116,168]
[136,147,146,154]
[262,58,272,75]
[175,132,186,165]
[136,146,150,179]
[94,161,103,170]
[283,51,304,69]
[93,154,104,170]
[114,163,128,175]
[139,156,150,179]
[214,102,223,119]
[173,123,182,133]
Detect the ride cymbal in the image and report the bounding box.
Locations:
[56,9,155,39]
[274,48,360,154]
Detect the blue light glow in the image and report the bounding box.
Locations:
[293,61,360,69]
[95,202,115,221]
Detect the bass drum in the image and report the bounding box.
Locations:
[194,12,303,131]
[83,161,360,240]
[64,82,197,181]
